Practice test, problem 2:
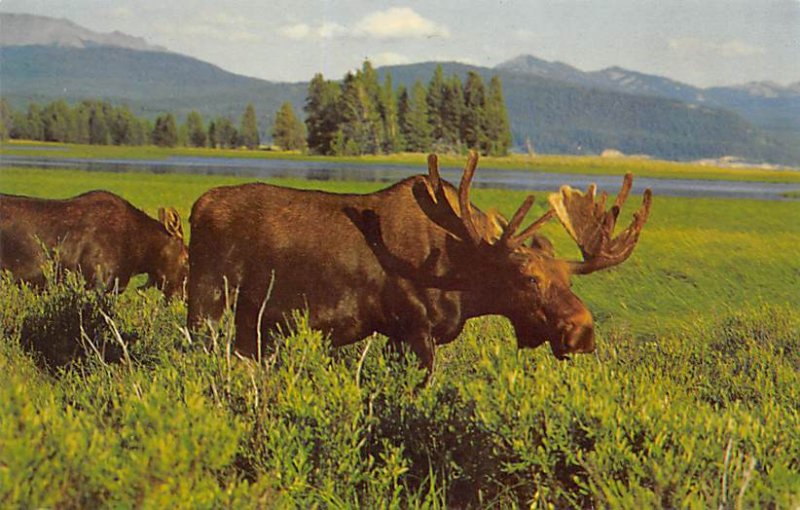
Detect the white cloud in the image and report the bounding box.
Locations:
[154,11,262,43]
[279,21,346,40]
[155,21,262,43]
[317,22,347,39]
[369,52,411,67]
[668,37,765,58]
[280,23,311,40]
[278,7,449,41]
[354,7,450,39]
[110,7,133,19]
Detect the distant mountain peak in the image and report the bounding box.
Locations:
[0,12,166,52]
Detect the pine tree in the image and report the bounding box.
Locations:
[25,104,45,141]
[304,73,341,155]
[239,104,260,149]
[442,75,466,152]
[42,100,73,143]
[379,74,401,153]
[397,85,411,151]
[483,75,512,156]
[186,111,207,147]
[72,103,91,144]
[427,65,446,148]
[88,103,111,145]
[403,81,432,153]
[462,71,487,152]
[207,121,217,148]
[0,99,12,140]
[212,117,238,149]
[271,102,306,151]
[152,113,178,147]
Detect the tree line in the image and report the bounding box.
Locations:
[0,62,511,156]
[304,62,512,156]
[0,98,267,150]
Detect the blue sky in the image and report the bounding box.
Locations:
[2,0,798,87]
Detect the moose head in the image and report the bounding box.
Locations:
[426,152,652,359]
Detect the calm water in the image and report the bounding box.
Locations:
[1,154,798,201]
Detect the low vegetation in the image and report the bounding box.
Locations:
[0,166,798,507]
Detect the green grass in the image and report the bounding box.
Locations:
[1,166,799,507]
[3,139,800,183]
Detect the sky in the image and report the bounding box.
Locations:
[1,0,799,88]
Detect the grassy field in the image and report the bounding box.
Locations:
[1,165,799,507]
[3,139,800,183]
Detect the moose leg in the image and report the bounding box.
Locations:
[233,298,259,358]
[405,330,436,374]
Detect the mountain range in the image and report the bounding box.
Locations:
[1,13,798,164]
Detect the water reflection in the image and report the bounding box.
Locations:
[1,154,797,201]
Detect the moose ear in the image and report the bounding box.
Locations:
[529,234,555,257]
[158,207,184,240]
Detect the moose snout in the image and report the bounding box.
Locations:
[564,322,595,353]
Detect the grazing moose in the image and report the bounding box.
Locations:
[187,152,651,370]
[0,190,189,298]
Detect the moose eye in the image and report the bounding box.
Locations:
[527,276,538,287]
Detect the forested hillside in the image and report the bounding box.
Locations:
[2,45,798,163]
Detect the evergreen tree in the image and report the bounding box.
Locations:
[380,74,402,153]
[442,75,465,151]
[403,81,432,152]
[483,75,512,156]
[0,99,12,140]
[212,117,238,149]
[42,100,73,142]
[25,104,45,141]
[338,71,375,155]
[186,111,207,148]
[207,121,217,148]
[88,103,111,145]
[304,73,341,155]
[271,102,306,151]
[72,103,91,144]
[462,71,487,151]
[427,65,446,148]
[239,104,260,149]
[396,85,411,151]
[152,113,178,147]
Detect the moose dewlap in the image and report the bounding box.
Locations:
[187,152,651,370]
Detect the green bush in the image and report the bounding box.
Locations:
[1,272,798,508]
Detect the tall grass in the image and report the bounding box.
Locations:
[0,269,797,508]
[1,166,798,507]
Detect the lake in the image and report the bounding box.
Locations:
[1,154,798,201]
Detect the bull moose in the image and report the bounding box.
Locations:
[0,190,189,298]
[187,152,651,370]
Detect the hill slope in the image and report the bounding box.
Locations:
[1,43,797,163]
[497,54,800,138]
[0,13,165,51]
[0,45,307,126]
[380,61,799,164]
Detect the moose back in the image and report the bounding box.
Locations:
[0,190,188,297]
[188,153,651,369]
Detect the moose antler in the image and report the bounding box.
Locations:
[458,151,483,244]
[158,207,184,240]
[449,151,555,247]
[548,173,652,275]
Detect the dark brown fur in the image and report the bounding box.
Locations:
[0,190,188,297]
[187,171,607,369]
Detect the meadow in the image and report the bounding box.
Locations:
[0,161,798,508]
